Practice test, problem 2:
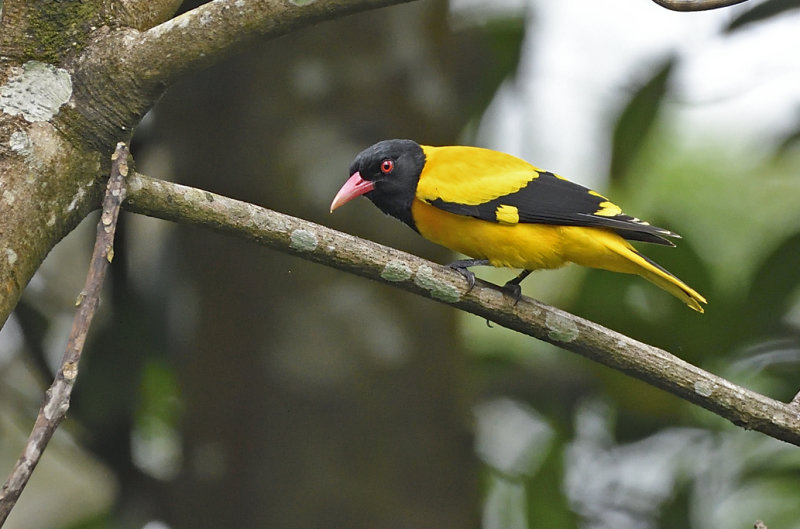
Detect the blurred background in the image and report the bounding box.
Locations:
[2,0,800,527]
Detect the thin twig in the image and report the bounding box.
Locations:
[123,173,800,447]
[0,143,129,526]
[650,0,748,11]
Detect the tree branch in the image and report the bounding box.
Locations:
[0,144,129,525]
[60,0,417,152]
[650,0,748,11]
[123,0,416,87]
[107,0,184,31]
[123,173,800,447]
[1,1,417,331]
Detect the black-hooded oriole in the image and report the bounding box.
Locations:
[330,139,706,312]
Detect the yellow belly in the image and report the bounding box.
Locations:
[411,199,570,270]
[410,199,707,312]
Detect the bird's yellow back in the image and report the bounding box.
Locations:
[417,145,543,206]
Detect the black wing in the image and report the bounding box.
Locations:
[427,171,678,245]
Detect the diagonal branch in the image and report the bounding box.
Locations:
[123,173,800,447]
[0,144,130,526]
[650,0,748,11]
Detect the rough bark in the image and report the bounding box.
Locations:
[0,0,415,329]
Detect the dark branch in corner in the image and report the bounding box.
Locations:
[65,0,418,151]
[651,0,748,11]
[0,144,130,525]
[122,0,416,87]
[123,173,800,447]
[109,0,184,31]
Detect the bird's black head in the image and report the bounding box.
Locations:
[331,139,426,230]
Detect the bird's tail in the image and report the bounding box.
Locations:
[626,249,706,312]
[565,227,707,312]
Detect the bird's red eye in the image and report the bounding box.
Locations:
[380,159,394,174]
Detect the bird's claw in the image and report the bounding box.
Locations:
[449,264,477,294]
[502,281,523,306]
[502,269,531,306]
[447,259,489,295]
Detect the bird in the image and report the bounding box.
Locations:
[330,139,706,312]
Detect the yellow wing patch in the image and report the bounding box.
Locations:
[417,145,542,205]
[594,201,623,217]
[495,205,520,224]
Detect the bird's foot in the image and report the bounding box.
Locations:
[447,259,490,294]
[501,282,523,305]
[502,270,532,306]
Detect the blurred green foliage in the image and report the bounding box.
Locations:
[608,55,675,186]
[466,4,800,527]
[725,0,800,32]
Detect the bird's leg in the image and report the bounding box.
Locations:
[447,259,490,294]
[502,270,532,305]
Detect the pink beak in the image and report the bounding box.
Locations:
[330,172,375,212]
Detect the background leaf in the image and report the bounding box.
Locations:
[608,56,675,185]
[725,0,800,32]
